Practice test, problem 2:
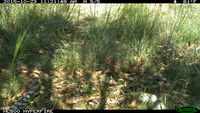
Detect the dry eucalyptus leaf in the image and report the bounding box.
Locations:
[91,71,102,80]
[130,100,137,107]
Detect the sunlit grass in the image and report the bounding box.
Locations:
[0,4,200,110]
[10,31,27,75]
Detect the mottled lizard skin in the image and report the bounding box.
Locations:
[9,71,46,110]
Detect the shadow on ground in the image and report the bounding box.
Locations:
[118,39,200,109]
[0,5,77,109]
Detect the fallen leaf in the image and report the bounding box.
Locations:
[158,45,164,48]
[53,80,65,85]
[39,49,44,54]
[122,61,129,65]
[76,69,84,77]
[44,73,49,79]
[31,72,40,78]
[87,99,98,105]
[186,44,194,50]
[139,57,146,62]
[52,68,66,77]
[32,67,42,73]
[130,100,137,107]
[105,59,116,66]
[91,71,102,80]
[19,66,29,74]
[21,69,29,74]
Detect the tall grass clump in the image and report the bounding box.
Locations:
[52,42,82,73]
[62,4,166,75]
[10,31,27,75]
[95,4,164,74]
[0,4,77,109]
[50,4,166,87]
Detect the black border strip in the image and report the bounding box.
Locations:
[1,110,179,113]
[1,0,200,3]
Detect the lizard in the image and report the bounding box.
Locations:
[9,71,48,110]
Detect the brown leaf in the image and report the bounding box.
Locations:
[105,59,116,66]
[139,57,146,62]
[91,71,102,80]
[76,69,85,81]
[122,61,129,65]
[76,69,84,77]
[130,100,137,107]
[51,68,66,77]
[31,72,40,78]
[44,73,49,79]
[19,66,29,74]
